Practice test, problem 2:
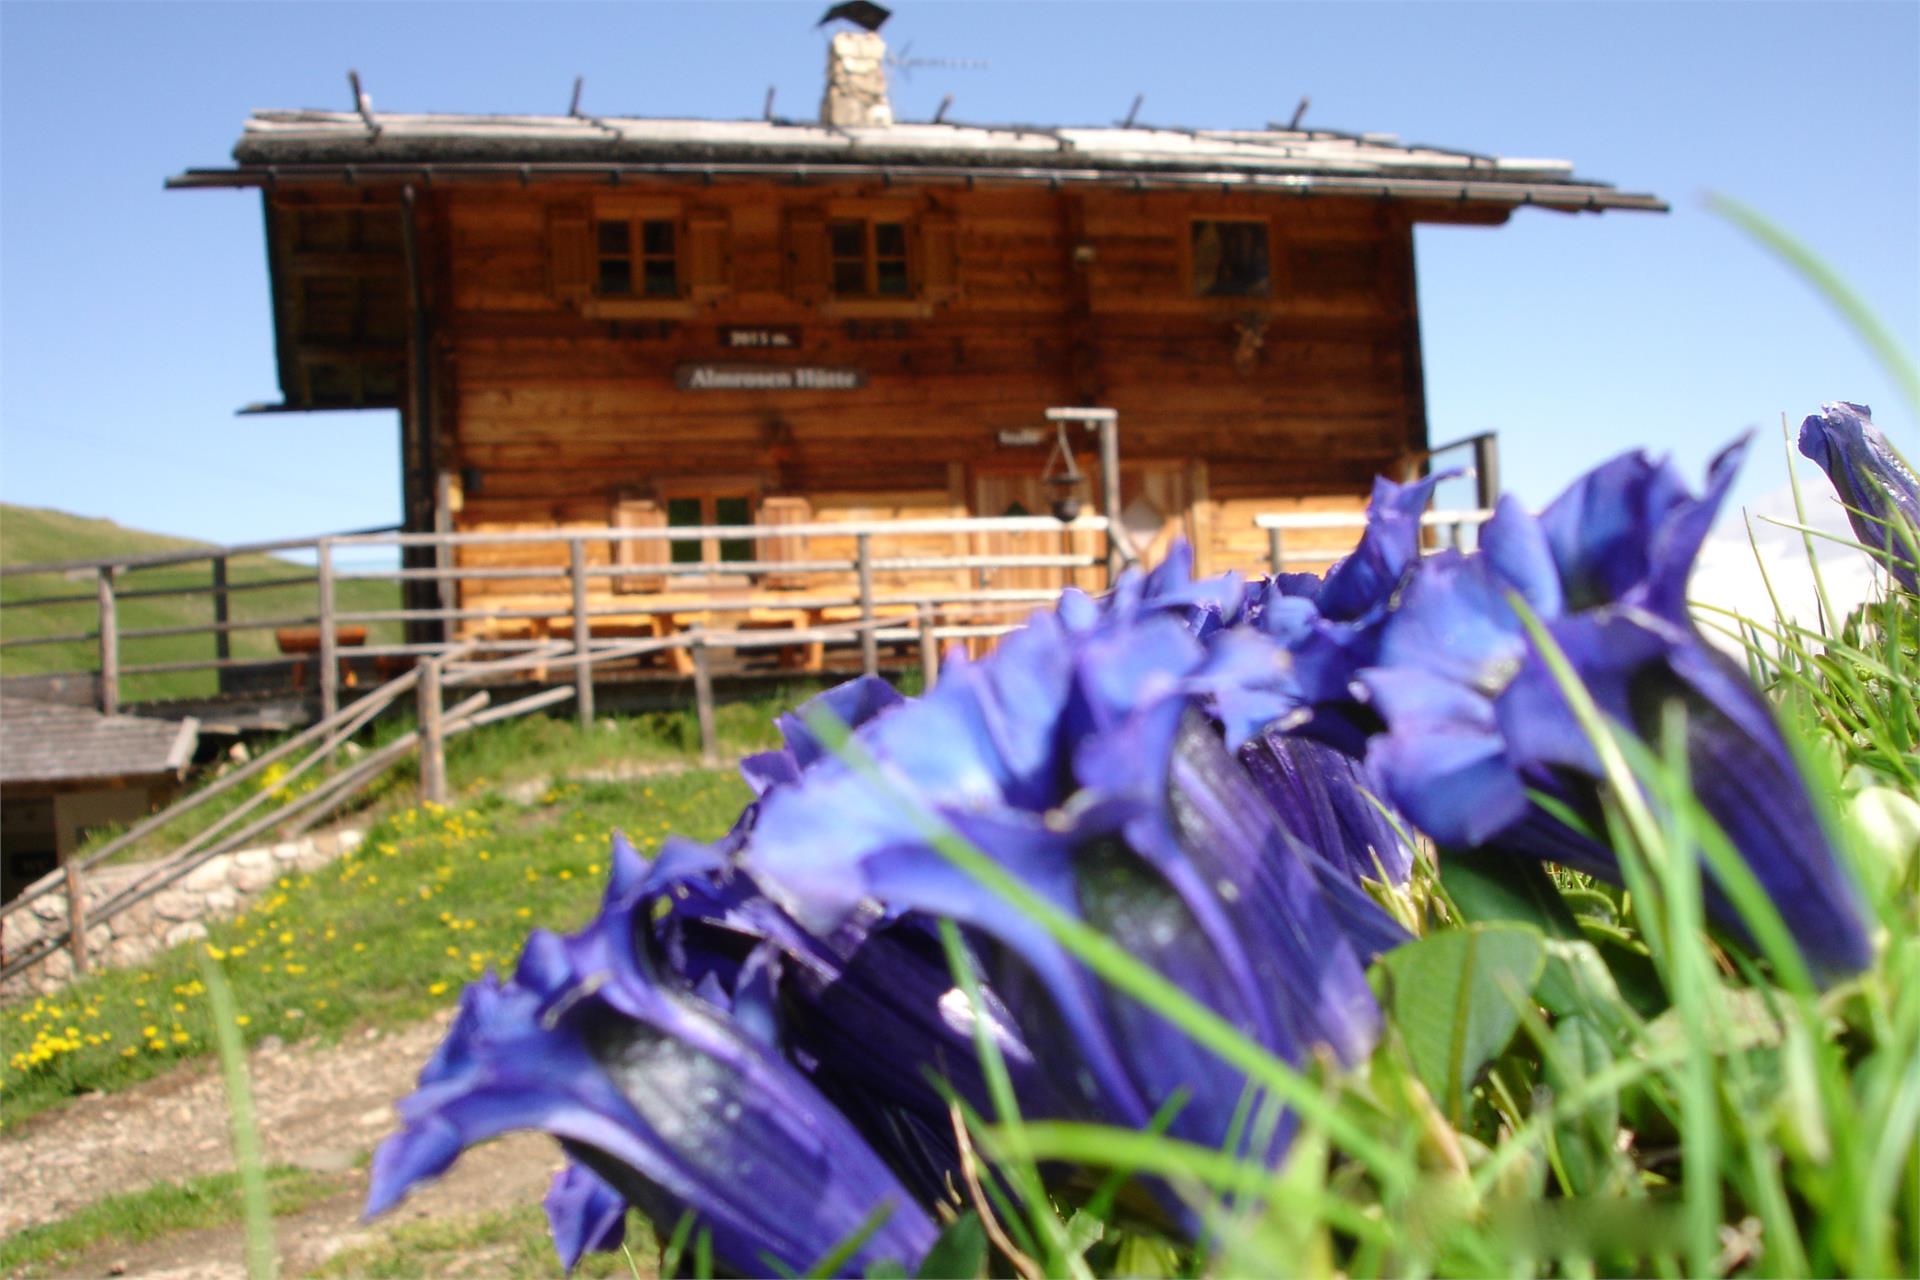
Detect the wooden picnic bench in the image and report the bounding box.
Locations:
[275,624,369,689]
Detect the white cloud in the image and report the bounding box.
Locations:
[1688,481,1888,652]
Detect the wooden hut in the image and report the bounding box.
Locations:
[170,32,1662,643]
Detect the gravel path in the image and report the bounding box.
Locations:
[2,1012,560,1275]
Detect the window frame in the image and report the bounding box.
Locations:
[827,216,914,300]
[654,478,763,581]
[790,199,958,318]
[552,197,730,320]
[594,214,684,302]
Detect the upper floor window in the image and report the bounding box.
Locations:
[549,200,729,317]
[1191,219,1270,298]
[786,205,959,314]
[597,217,680,298]
[829,218,912,297]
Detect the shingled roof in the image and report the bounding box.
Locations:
[170,110,1664,213]
[0,698,198,786]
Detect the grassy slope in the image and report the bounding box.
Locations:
[0,503,400,703]
[0,1166,349,1276]
[0,697,810,1121]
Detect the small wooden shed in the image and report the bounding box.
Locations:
[0,698,199,901]
[170,32,1662,636]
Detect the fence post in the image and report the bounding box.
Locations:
[1473,434,1501,511]
[417,656,446,806]
[317,539,339,721]
[1097,412,1123,583]
[917,603,939,690]
[690,635,718,766]
[856,533,878,677]
[96,567,119,715]
[570,538,595,728]
[212,555,232,666]
[1267,527,1284,577]
[63,853,90,976]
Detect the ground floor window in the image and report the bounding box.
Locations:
[665,493,755,564]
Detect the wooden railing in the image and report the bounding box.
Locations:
[0,599,1055,985]
[0,495,1502,983]
[0,514,1118,718]
[1255,508,1495,574]
[0,497,1514,720]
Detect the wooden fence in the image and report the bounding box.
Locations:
[0,513,1121,717]
[0,496,1504,983]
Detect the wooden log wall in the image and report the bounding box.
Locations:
[416,181,1426,616]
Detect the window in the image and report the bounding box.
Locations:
[786,206,958,313]
[666,493,755,565]
[550,202,729,316]
[596,217,680,298]
[1191,219,1270,298]
[829,218,912,297]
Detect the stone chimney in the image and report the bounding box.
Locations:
[820,30,893,127]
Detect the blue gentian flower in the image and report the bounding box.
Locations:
[544,1161,628,1273]
[740,603,1398,1177]
[1352,439,1872,981]
[1235,474,1448,756]
[1798,401,1919,592]
[1238,731,1416,890]
[366,839,938,1277]
[634,834,1048,1206]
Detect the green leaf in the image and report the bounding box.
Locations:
[1544,1014,1621,1197]
[1377,922,1547,1121]
[1536,939,1632,1037]
[1064,1210,1105,1258]
[1644,986,1787,1056]
[914,1212,987,1280]
[1847,784,1920,900]
[1439,851,1584,940]
[1110,1234,1182,1279]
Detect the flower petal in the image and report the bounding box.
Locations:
[544,1161,627,1273]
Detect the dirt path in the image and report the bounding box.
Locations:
[2,1012,560,1276]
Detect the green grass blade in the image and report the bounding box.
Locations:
[802,706,1417,1197]
[802,1200,896,1279]
[1708,194,1920,425]
[197,951,277,1280]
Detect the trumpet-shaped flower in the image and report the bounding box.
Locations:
[543,1161,627,1272]
[634,834,1048,1205]
[1798,401,1919,592]
[1349,439,1872,980]
[741,604,1397,1175]
[366,839,937,1277]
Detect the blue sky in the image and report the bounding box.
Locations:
[2,1,1915,548]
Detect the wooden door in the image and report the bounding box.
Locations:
[972,471,1083,596]
[1115,462,1192,571]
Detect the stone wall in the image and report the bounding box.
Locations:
[0,828,363,1001]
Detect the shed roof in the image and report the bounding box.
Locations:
[171,110,1664,212]
[0,698,199,786]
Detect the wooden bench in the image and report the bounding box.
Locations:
[275,625,367,689]
[661,605,822,674]
[546,613,672,674]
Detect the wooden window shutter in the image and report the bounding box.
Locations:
[919,213,960,303]
[686,210,730,302]
[548,203,593,307]
[786,209,830,303]
[755,495,814,589]
[610,494,668,593]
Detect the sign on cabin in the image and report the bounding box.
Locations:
[674,364,866,391]
[719,326,801,350]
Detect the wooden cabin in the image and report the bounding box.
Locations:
[171,33,1662,648]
